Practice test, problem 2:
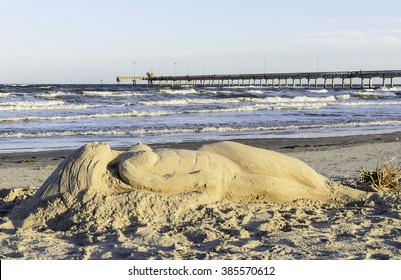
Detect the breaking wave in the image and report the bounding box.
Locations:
[3,119,401,139]
[0,100,98,111]
[160,88,198,95]
[82,91,146,97]
[0,110,171,123]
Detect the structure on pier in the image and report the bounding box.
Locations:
[116,70,401,88]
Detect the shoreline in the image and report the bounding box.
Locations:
[2,131,401,164]
[1,131,400,191]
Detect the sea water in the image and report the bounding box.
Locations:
[1,84,401,152]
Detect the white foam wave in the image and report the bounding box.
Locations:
[262,95,338,103]
[140,94,349,107]
[0,93,360,121]
[376,92,398,97]
[203,90,219,95]
[140,98,241,106]
[0,128,198,138]
[353,90,397,97]
[82,91,145,97]
[37,91,75,98]
[0,101,325,123]
[0,100,98,111]
[143,100,333,114]
[83,91,118,97]
[2,103,297,122]
[379,86,401,91]
[307,89,329,93]
[336,94,352,100]
[342,100,401,106]
[247,90,266,94]
[160,89,198,95]
[0,93,10,98]
[261,94,351,103]
[3,119,401,139]
[182,102,329,114]
[0,110,171,123]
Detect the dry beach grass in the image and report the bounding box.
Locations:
[358,158,401,193]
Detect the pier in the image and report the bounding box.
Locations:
[116,70,401,88]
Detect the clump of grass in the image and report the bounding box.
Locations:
[358,158,401,193]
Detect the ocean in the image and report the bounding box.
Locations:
[1,83,401,153]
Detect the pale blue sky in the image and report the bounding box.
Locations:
[1,0,401,83]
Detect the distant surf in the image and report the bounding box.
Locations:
[1,84,401,152]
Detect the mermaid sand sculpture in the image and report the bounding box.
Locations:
[27,141,367,208]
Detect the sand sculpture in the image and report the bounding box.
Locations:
[27,141,367,208]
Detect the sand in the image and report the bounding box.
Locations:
[1,133,401,260]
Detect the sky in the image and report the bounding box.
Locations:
[1,0,401,84]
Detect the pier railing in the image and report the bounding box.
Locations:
[116,70,401,88]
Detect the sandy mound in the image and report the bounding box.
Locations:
[6,141,368,232]
[27,141,367,207]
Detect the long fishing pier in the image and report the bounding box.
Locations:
[116,70,401,88]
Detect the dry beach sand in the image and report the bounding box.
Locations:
[1,133,401,260]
